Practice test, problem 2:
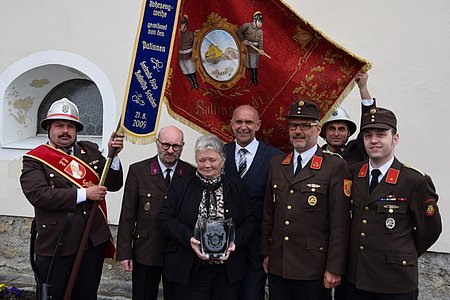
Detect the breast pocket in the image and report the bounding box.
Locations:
[139,190,165,216]
[300,183,328,211]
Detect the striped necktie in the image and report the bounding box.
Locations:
[238,148,248,178]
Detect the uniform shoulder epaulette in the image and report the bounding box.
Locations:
[403,164,426,176]
[322,149,342,159]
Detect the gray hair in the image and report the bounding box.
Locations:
[195,134,225,161]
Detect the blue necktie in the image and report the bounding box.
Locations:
[238,148,248,178]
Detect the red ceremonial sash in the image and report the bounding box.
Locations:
[25,144,116,258]
[25,144,100,188]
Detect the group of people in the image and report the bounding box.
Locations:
[20,71,442,300]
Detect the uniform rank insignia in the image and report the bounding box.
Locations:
[310,155,322,169]
[282,153,293,165]
[358,163,368,177]
[386,168,399,184]
[343,179,352,197]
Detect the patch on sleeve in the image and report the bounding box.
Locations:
[425,199,438,217]
[343,179,352,197]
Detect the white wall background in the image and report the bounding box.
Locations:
[0,0,448,252]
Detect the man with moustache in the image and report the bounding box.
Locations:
[320,71,375,166]
[117,125,196,300]
[20,98,124,299]
[341,107,441,299]
[224,105,283,300]
[261,100,351,300]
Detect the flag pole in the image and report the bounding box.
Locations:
[63,122,122,300]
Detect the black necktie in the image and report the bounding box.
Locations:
[369,169,381,193]
[238,148,248,178]
[165,169,172,187]
[294,155,302,176]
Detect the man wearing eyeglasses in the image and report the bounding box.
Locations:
[117,125,196,300]
[261,100,352,300]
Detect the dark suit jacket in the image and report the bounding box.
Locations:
[224,140,283,222]
[158,175,257,286]
[116,156,195,266]
[261,147,351,280]
[346,158,442,294]
[20,141,123,256]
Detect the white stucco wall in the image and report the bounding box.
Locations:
[0,0,448,252]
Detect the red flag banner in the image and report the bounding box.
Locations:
[165,0,371,151]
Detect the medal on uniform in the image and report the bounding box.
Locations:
[308,195,317,206]
[385,217,395,229]
[144,202,151,211]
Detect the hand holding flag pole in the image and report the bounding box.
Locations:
[63,122,123,300]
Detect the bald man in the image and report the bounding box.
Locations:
[117,126,196,300]
[224,105,283,300]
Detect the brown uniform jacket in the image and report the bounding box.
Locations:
[346,158,442,294]
[116,156,195,266]
[20,141,123,256]
[260,146,351,280]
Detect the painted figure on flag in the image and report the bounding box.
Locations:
[237,11,265,85]
[178,15,200,89]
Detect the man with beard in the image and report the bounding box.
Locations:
[20,98,124,299]
[320,71,375,166]
[261,100,351,300]
[224,105,283,300]
[117,125,196,300]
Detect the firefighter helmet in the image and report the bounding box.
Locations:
[40,98,84,132]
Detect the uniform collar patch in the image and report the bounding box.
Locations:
[358,163,368,177]
[282,152,293,165]
[310,155,322,170]
[385,168,400,184]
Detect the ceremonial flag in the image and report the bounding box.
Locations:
[165,0,371,150]
[121,0,182,144]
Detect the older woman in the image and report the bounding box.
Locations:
[158,134,257,300]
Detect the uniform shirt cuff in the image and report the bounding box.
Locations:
[77,188,87,204]
[111,156,121,170]
[361,98,375,106]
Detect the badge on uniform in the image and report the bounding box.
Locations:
[385,217,396,229]
[343,179,352,197]
[425,198,437,217]
[425,204,436,217]
[308,195,317,206]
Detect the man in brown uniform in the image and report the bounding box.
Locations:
[20,98,124,299]
[237,11,265,85]
[341,107,442,300]
[261,100,351,300]
[117,125,196,300]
